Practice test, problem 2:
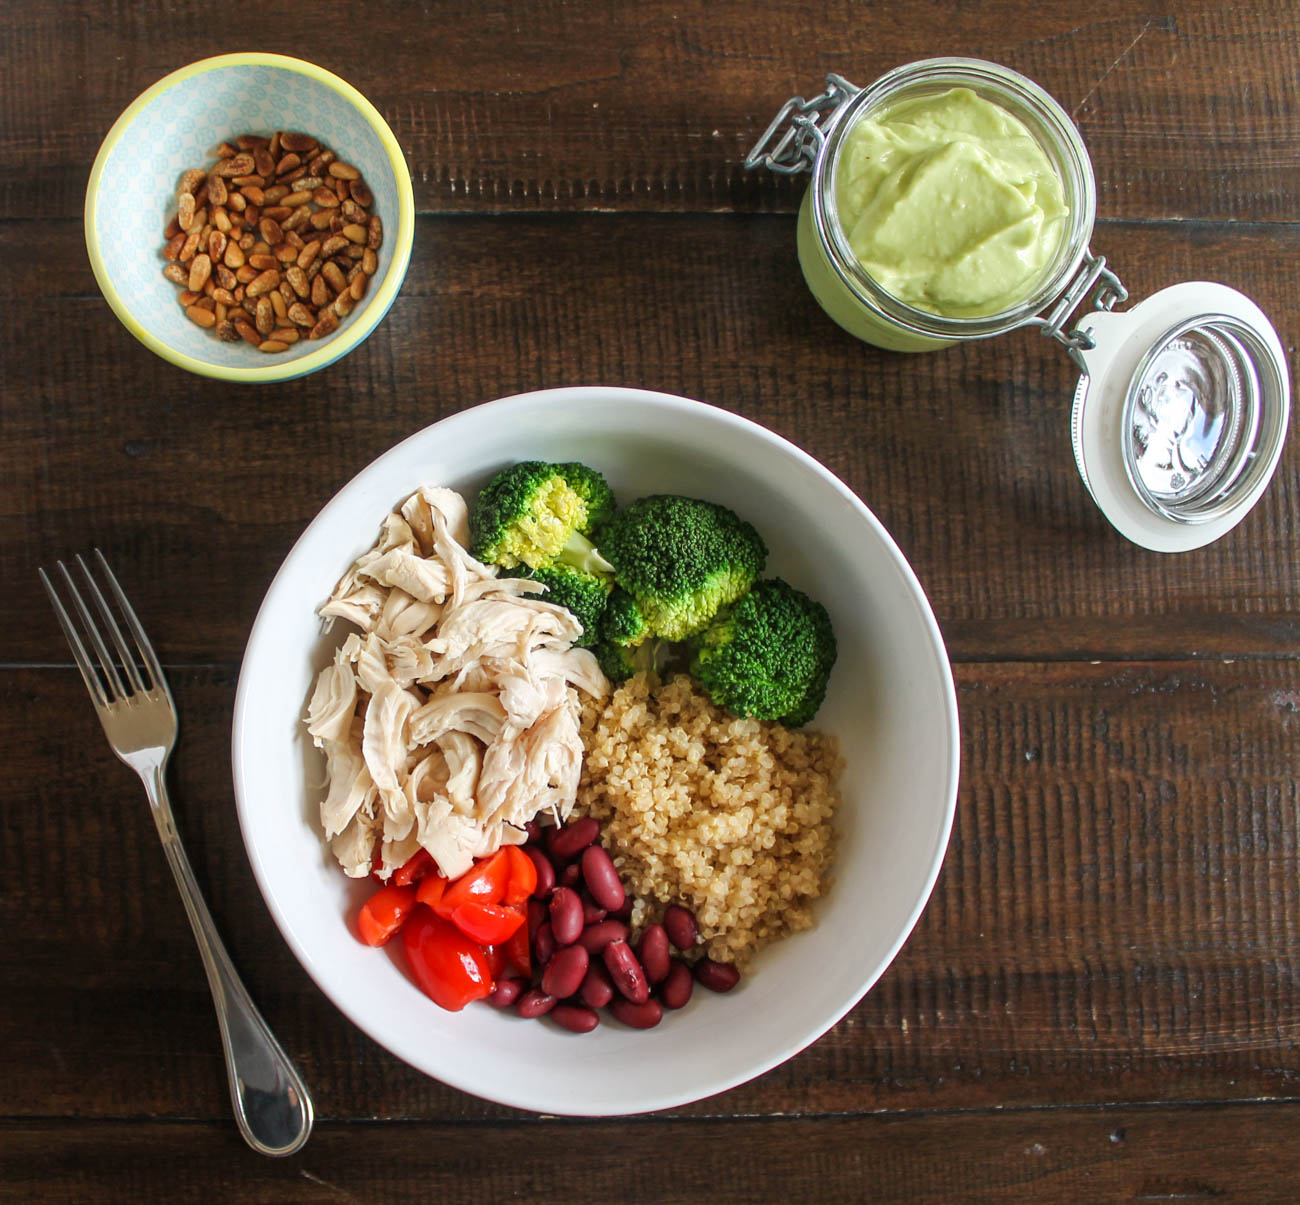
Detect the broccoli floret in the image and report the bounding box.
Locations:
[524,563,611,648]
[599,495,766,642]
[690,578,836,726]
[600,587,650,646]
[470,461,616,572]
[589,589,653,680]
[594,637,659,683]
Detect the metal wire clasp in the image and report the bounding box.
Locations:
[1029,250,1128,369]
[744,75,860,175]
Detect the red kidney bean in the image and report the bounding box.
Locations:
[580,844,625,911]
[534,921,556,968]
[609,895,633,922]
[549,816,600,860]
[541,943,589,999]
[527,897,546,937]
[610,997,663,1029]
[603,939,649,1004]
[579,961,615,1009]
[549,886,584,945]
[580,893,606,926]
[578,919,629,953]
[695,958,741,993]
[559,861,582,889]
[487,976,529,1009]
[636,923,671,986]
[550,1003,600,1034]
[659,961,694,1009]
[663,904,699,951]
[523,819,543,843]
[515,988,557,1019]
[524,845,556,896]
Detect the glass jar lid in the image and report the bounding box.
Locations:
[1070,282,1289,552]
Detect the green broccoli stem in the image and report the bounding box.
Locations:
[557,529,616,575]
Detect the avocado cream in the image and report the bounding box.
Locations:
[833,87,1068,318]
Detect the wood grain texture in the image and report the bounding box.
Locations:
[6,661,1299,1122]
[6,0,1300,1192]
[3,1,1299,220]
[4,216,1299,664]
[7,1104,1300,1203]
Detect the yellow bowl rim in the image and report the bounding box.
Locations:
[83,51,415,383]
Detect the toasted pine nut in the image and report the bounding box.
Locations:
[246,268,281,298]
[187,253,212,292]
[309,310,339,339]
[255,296,274,336]
[162,131,381,352]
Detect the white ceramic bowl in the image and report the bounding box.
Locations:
[233,386,960,1115]
[85,53,415,382]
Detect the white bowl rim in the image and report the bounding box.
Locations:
[83,51,416,383]
[231,384,961,1113]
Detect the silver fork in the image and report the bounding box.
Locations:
[40,551,313,1157]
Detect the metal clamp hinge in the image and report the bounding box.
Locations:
[744,75,860,175]
[1029,250,1127,369]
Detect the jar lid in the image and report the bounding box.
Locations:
[1070,281,1289,552]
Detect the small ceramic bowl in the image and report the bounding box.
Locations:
[85,53,415,382]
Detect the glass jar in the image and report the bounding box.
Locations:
[774,58,1097,351]
[748,59,1290,552]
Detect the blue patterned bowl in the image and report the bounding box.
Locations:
[85,54,414,382]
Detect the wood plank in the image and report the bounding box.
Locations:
[5,215,1299,664]
[8,1103,1300,1202]
[3,1,1298,220]
[6,660,1300,1121]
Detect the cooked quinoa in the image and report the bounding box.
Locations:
[577,673,842,969]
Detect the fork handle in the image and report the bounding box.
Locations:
[144,763,314,1156]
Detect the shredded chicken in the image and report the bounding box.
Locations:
[305,486,609,881]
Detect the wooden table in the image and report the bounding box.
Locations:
[5,2,1299,1199]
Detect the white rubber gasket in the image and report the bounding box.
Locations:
[1071,281,1289,553]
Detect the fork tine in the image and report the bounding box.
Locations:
[94,549,170,697]
[39,566,111,709]
[76,553,147,695]
[57,560,130,702]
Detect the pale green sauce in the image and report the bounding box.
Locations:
[834,87,1068,318]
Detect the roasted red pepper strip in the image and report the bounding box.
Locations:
[356,883,418,947]
[484,942,508,980]
[416,874,447,910]
[502,844,538,905]
[401,907,493,1011]
[450,901,527,946]
[504,919,532,978]
[392,848,436,886]
[434,849,510,919]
